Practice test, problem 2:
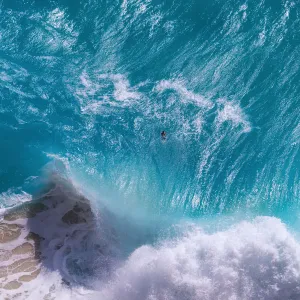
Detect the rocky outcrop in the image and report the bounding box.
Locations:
[0,180,96,298]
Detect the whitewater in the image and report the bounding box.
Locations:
[0,0,300,299]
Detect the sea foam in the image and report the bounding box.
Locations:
[94,217,300,300]
[1,175,300,300]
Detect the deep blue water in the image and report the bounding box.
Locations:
[1,0,300,299]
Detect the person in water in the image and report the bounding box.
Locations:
[161,131,166,140]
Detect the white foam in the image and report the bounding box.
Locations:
[2,268,88,300]
[156,80,213,109]
[81,101,104,115]
[0,60,35,99]
[121,0,128,16]
[191,195,200,209]
[222,2,249,35]
[292,123,300,145]
[0,189,32,209]
[216,99,251,132]
[149,12,163,37]
[76,71,101,101]
[94,217,300,300]
[47,8,76,36]
[192,115,204,132]
[76,72,140,114]
[98,74,141,102]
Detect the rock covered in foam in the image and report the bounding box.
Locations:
[0,179,97,298]
[0,223,22,243]
[3,202,48,222]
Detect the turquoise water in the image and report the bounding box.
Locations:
[1,0,300,298]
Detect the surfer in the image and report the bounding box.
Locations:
[161,131,166,140]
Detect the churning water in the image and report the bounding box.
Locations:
[0,0,300,299]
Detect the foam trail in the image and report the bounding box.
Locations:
[156,80,213,109]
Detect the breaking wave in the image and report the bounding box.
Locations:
[1,0,300,299]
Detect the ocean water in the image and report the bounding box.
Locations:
[0,0,300,299]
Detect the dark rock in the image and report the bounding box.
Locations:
[61,210,86,225]
[4,202,48,221]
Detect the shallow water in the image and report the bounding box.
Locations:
[0,0,300,299]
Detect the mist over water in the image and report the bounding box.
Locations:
[0,0,300,299]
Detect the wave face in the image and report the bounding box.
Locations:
[0,0,300,299]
